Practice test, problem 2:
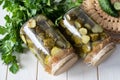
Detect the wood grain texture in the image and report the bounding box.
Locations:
[98,45,120,80]
[1,4,120,80]
[0,5,8,80]
[68,60,97,80]
[7,51,37,80]
[37,62,67,80]
[0,57,8,80]
[0,5,7,26]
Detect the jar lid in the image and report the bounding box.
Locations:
[81,0,120,42]
[84,37,115,66]
[51,53,78,75]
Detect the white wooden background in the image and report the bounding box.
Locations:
[0,5,120,80]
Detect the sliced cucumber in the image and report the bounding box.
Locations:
[98,0,119,17]
[79,28,88,35]
[114,2,120,11]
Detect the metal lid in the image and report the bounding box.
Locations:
[84,38,115,66]
[52,53,78,75]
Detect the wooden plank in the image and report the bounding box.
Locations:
[0,5,8,80]
[37,62,67,80]
[7,51,38,80]
[0,58,8,80]
[0,5,7,26]
[98,44,120,80]
[68,60,97,80]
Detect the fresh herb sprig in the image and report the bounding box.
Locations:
[0,0,83,74]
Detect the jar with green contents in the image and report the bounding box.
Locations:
[20,14,78,75]
[59,7,115,66]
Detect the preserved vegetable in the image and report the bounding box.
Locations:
[20,15,78,75]
[59,7,115,66]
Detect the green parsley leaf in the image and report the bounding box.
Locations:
[0,26,7,35]
[0,0,83,74]
[9,63,19,74]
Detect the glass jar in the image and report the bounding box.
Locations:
[59,7,115,66]
[20,14,78,75]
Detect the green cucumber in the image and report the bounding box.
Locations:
[98,0,119,17]
[114,2,120,11]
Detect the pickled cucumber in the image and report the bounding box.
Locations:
[79,53,87,58]
[100,32,108,40]
[79,28,88,35]
[74,20,82,29]
[90,34,99,41]
[20,34,27,44]
[92,25,103,33]
[66,14,71,20]
[26,39,34,47]
[51,47,63,56]
[71,35,82,44]
[81,35,90,44]
[82,44,91,53]
[27,19,36,28]
[43,38,55,49]
[66,13,77,21]
[56,40,67,48]
[84,23,91,30]
[36,15,47,22]
[45,55,51,65]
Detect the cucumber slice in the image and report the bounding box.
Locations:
[98,0,119,17]
[81,35,90,44]
[79,28,88,35]
[92,24,103,33]
[114,2,120,11]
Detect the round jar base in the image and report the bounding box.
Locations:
[52,53,78,75]
[84,42,115,66]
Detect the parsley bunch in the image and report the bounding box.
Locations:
[0,0,83,74]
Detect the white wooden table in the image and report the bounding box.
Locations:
[0,5,120,80]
